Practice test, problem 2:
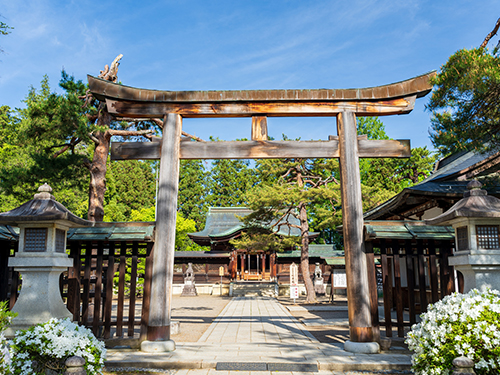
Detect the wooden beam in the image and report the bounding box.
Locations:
[110,139,411,160]
[337,111,374,343]
[88,71,436,103]
[251,116,268,140]
[105,96,416,118]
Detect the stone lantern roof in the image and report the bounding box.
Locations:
[425,180,500,226]
[0,183,92,227]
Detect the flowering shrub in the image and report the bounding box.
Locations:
[0,301,17,374]
[9,318,106,374]
[406,288,500,375]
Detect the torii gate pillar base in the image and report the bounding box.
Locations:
[344,340,380,354]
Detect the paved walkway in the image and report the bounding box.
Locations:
[105,297,412,373]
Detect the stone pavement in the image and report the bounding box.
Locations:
[105,296,412,373]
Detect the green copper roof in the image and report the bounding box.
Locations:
[276,244,343,258]
[188,207,317,246]
[67,222,155,241]
[364,220,454,240]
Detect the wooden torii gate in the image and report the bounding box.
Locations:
[88,72,435,352]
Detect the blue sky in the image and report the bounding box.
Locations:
[0,1,499,152]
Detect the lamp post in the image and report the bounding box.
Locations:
[0,184,92,337]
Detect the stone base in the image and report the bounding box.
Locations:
[344,340,380,354]
[141,339,176,352]
[181,284,198,296]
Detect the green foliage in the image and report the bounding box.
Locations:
[207,158,257,207]
[178,159,208,229]
[0,20,12,36]
[428,47,500,155]
[358,117,436,194]
[103,160,156,222]
[130,206,203,251]
[0,97,89,214]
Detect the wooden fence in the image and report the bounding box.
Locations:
[63,240,154,340]
[369,238,458,338]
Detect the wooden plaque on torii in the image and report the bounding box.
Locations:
[88,71,435,347]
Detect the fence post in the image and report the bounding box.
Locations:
[452,356,475,375]
[64,356,86,375]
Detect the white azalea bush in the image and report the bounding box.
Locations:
[0,301,17,374]
[406,288,500,375]
[9,318,106,375]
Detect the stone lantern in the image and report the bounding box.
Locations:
[0,184,92,336]
[426,180,500,292]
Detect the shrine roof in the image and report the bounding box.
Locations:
[363,220,455,241]
[363,149,500,220]
[188,207,318,246]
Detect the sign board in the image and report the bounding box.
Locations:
[290,285,299,299]
[219,266,225,276]
[290,262,298,286]
[333,269,347,288]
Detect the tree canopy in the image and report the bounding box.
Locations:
[428,17,500,155]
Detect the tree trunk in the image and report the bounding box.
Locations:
[299,202,316,303]
[87,129,111,222]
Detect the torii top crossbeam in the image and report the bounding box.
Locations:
[88,71,434,118]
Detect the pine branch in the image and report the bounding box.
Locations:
[108,129,153,137]
[481,17,500,49]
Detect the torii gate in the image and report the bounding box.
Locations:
[88,72,435,353]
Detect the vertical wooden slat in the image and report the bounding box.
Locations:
[92,242,104,336]
[417,241,428,313]
[116,241,127,338]
[103,242,115,339]
[404,240,416,326]
[128,242,139,337]
[140,243,154,342]
[380,240,393,337]
[428,240,439,303]
[337,111,374,343]
[365,242,380,342]
[0,242,11,302]
[393,244,404,338]
[82,242,92,326]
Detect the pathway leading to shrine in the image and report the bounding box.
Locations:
[105,296,412,373]
[198,296,317,345]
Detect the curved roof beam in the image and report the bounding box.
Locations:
[87,71,435,119]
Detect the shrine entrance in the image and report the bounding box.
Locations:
[237,251,271,281]
[88,71,435,352]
